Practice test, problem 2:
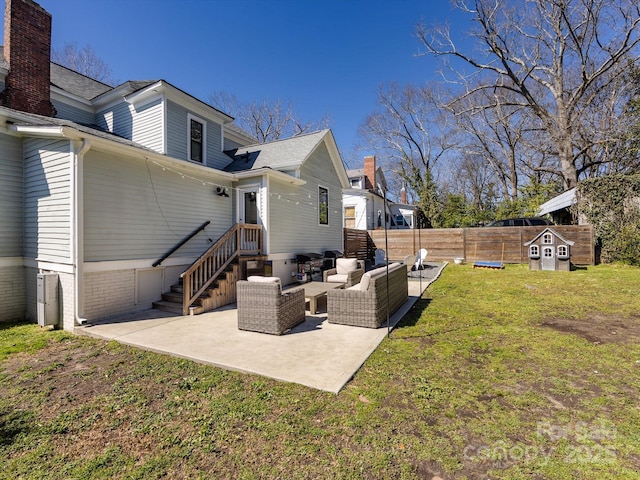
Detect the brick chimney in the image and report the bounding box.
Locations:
[363,155,376,192]
[400,184,407,204]
[0,0,55,116]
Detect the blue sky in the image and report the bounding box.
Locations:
[3,0,473,168]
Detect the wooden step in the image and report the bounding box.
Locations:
[154,263,240,315]
[152,300,184,315]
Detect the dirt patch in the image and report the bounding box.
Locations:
[541,313,640,345]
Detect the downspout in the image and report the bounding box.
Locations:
[72,138,90,326]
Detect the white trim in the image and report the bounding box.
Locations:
[161,96,167,154]
[236,183,262,226]
[51,86,94,110]
[23,258,75,274]
[187,113,207,164]
[0,257,24,267]
[123,85,163,108]
[234,168,306,186]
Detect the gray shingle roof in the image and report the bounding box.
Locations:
[223,130,330,173]
[50,62,113,99]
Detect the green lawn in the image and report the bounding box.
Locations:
[1,264,639,479]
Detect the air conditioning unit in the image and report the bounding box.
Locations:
[37,273,59,327]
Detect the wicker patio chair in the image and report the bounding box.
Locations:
[322,258,364,287]
[237,277,306,335]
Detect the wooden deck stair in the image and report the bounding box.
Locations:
[153,263,240,315]
[152,223,263,316]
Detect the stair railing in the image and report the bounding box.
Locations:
[152,221,211,267]
[180,223,262,315]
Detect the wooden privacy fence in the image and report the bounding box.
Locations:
[345,225,595,265]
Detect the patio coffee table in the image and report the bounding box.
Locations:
[302,281,344,314]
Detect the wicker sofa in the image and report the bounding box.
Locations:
[237,276,306,335]
[322,258,364,287]
[326,262,408,328]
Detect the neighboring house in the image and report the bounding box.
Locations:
[343,155,421,230]
[538,188,578,225]
[0,0,348,330]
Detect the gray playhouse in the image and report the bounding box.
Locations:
[524,228,574,271]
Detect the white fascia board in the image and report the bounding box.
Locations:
[9,123,236,182]
[323,130,350,188]
[51,86,94,111]
[91,83,141,110]
[123,81,164,106]
[234,168,306,186]
[162,83,234,124]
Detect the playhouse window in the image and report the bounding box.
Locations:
[542,233,553,244]
[529,245,539,258]
[557,245,568,257]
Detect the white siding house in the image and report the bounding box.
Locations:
[0,0,349,329]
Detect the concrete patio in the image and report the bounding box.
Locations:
[77,263,447,393]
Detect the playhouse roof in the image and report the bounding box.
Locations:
[524,227,575,246]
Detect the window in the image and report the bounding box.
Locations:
[344,206,356,228]
[319,186,329,225]
[542,233,553,244]
[529,245,540,258]
[188,114,206,163]
[557,245,569,258]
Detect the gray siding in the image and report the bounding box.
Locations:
[52,99,95,125]
[83,150,234,262]
[267,142,343,254]
[96,99,164,153]
[165,100,228,169]
[0,134,24,256]
[96,102,134,144]
[23,138,72,263]
[131,98,164,152]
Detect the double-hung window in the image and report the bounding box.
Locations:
[188,114,206,163]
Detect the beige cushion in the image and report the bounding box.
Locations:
[346,284,360,291]
[336,258,358,275]
[359,273,371,291]
[248,276,281,284]
[327,273,348,284]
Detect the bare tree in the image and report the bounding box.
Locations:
[359,82,458,220]
[208,92,330,143]
[418,0,640,190]
[52,42,117,86]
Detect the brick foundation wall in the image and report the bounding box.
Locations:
[83,270,138,322]
[0,265,26,322]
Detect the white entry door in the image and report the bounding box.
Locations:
[238,187,260,225]
[541,246,555,270]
